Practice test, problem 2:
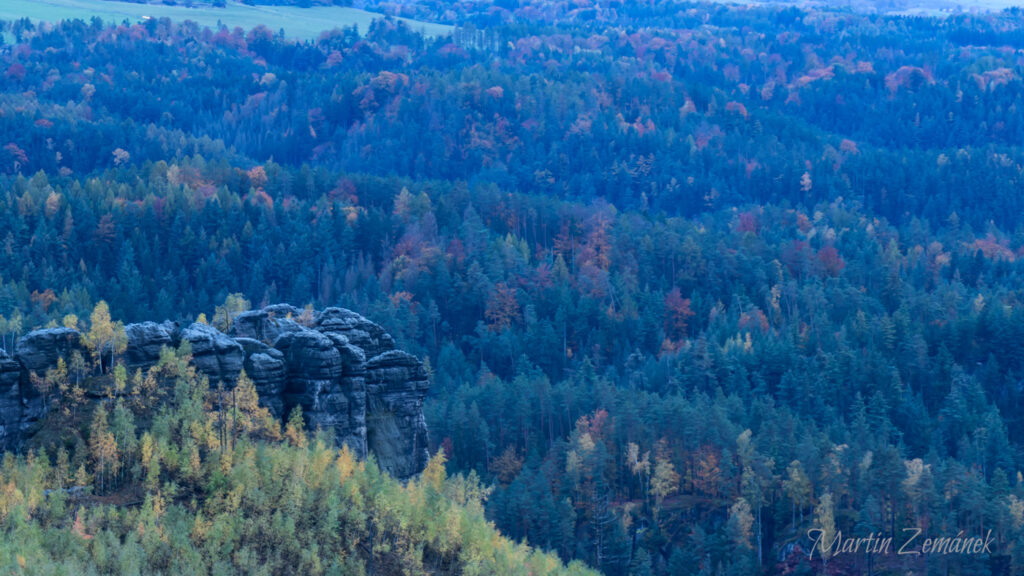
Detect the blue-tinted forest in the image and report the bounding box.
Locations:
[2,2,1024,574]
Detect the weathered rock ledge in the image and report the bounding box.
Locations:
[0,305,429,479]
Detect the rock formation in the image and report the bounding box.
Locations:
[15,327,86,379]
[236,338,287,418]
[123,321,177,372]
[365,350,430,479]
[0,306,430,479]
[15,328,89,437]
[180,323,245,384]
[0,351,22,449]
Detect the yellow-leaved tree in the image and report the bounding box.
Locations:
[213,293,251,334]
[650,455,679,521]
[86,301,127,375]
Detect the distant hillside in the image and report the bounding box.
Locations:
[105,0,353,5]
[0,0,452,40]
[707,0,1023,15]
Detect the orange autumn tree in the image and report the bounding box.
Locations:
[664,287,695,344]
[486,283,520,332]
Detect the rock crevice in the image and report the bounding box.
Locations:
[0,305,430,479]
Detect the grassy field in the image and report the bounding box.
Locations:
[0,0,452,40]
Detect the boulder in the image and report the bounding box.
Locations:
[324,332,367,371]
[274,329,343,381]
[180,323,244,384]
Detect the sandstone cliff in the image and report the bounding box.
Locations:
[0,305,429,479]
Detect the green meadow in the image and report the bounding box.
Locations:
[0,0,452,40]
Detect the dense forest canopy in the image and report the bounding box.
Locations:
[3,0,1024,574]
[7,4,1024,226]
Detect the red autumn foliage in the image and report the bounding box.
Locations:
[817,244,846,277]
[664,287,695,340]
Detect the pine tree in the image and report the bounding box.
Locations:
[111,400,137,486]
[784,460,812,528]
[45,358,68,412]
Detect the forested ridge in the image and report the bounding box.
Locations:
[3,2,1024,575]
[0,342,596,575]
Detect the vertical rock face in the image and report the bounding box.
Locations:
[325,332,368,459]
[235,338,287,419]
[0,351,21,450]
[275,329,349,445]
[365,350,430,479]
[0,306,431,479]
[15,328,86,379]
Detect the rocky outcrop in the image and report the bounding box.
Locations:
[326,333,368,459]
[180,323,245,385]
[276,330,344,425]
[123,321,178,372]
[316,307,396,358]
[15,328,89,431]
[0,305,431,479]
[236,338,287,418]
[231,304,305,343]
[0,351,21,450]
[365,350,430,479]
[16,328,86,380]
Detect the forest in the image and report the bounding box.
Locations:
[3,0,1024,574]
[0,341,596,575]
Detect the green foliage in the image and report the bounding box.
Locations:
[0,366,594,576]
[212,293,250,334]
